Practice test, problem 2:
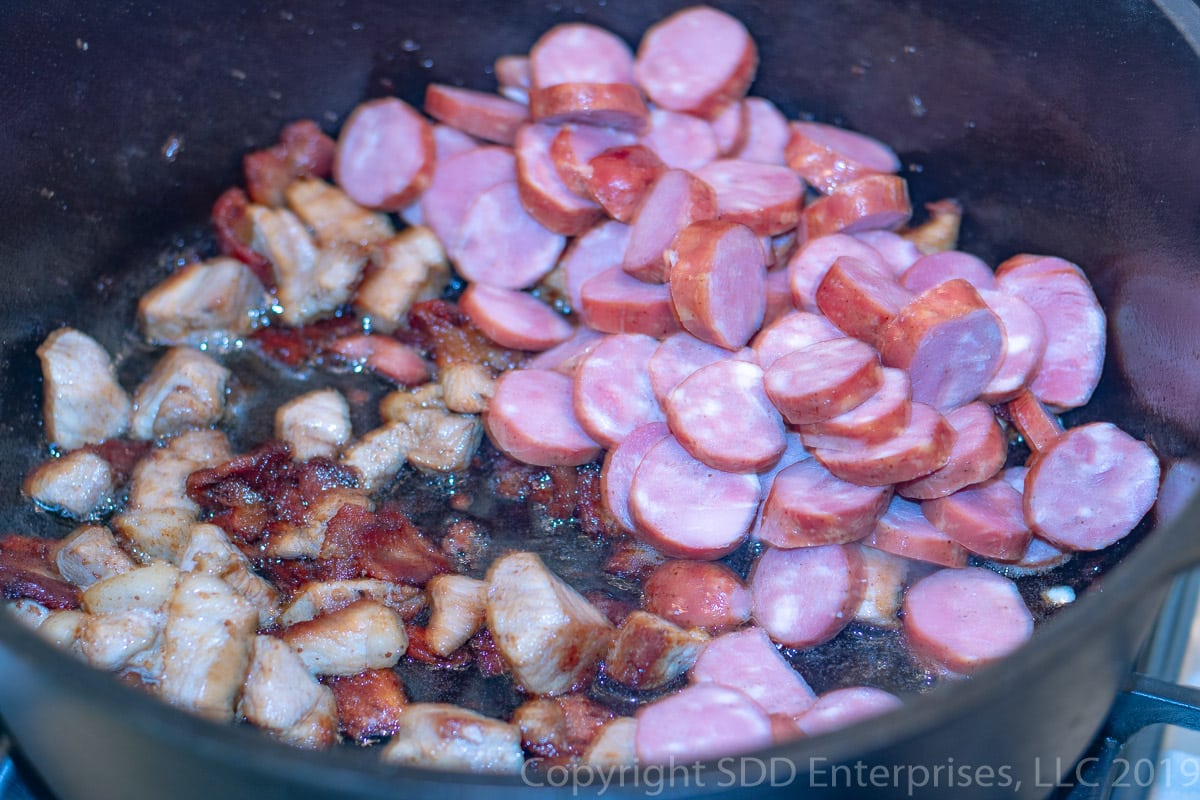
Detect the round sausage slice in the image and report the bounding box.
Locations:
[458,284,573,352]
[530,23,636,88]
[585,144,667,223]
[865,495,969,568]
[665,359,785,474]
[787,233,892,312]
[634,6,758,120]
[755,459,892,548]
[792,687,904,737]
[811,402,954,486]
[854,230,922,275]
[897,402,1006,500]
[735,97,789,165]
[694,159,804,237]
[494,55,531,98]
[710,100,749,156]
[977,289,1048,404]
[648,332,752,404]
[334,97,435,211]
[922,477,1032,561]
[784,121,901,195]
[562,220,631,315]
[691,627,816,716]
[751,310,843,369]
[419,146,516,247]
[485,369,601,467]
[529,82,651,133]
[1024,422,1160,551]
[573,333,665,449]
[667,219,767,350]
[423,84,528,145]
[635,684,772,764]
[642,560,752,634]
[450,181,566,289]
[903,567,1033,675]
[802,174,913,240]
[750,544,866,648]
[550,125,636,199]
[622,169,718,284]
[525,327,604,375]
[764,337,884,426]
[515,123,603,236]
[899,251,997,294]
[628,435,761,560]
[638,108,720,172]
[579,266,681,338]
[799,367,912,451]
[601,421,671,533]
[815,256,913,345]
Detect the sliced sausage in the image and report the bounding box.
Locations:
[562,220,632,315]
[977,289,1048,404]
[802,174,913,239]
[634,6,758,119]
[579,266,681,338]
[634,684,772,764]
[853,230,922,276]
[815,256,913,345]
[601,421,671,534]
[665,359,785,474]
[1024,422,1160,551]
[995,255,1105,411]
[418,146,516,247]
[902,567,1033,675]
[622,169,718,284]
[784,121,901,195]
[763,267,794,327]
[922,477,1031,560]
[648,332,751,404]
[756,458,892,548]
[642,560,752,634]
[811,402,954,486]
[423,84,528,145]
[573,333,665,449]
[494,55,532,98]
[1004,390,1064,454]
[526,326,605,374]
[450,181,566,289]
[514,123,603,236]
[763,337,883,425]
[899,251,997,294]
[530,23,636,88]
[694,159,804,236]
[529,83,651,133]
[334,97,435,211]
[799,367,912,451]
[864,495,969,568]
[667,219,766,349]
[750,544,866,648]
[897,402,1006,500]
[550,125,636,199]
[458,284,573,351]
[585,144,667,223]
[788,233,892,312]
[638,108,720,171]
[734,97,789,165]
[690,627,816,716]
[710,99,749,156]
[877,278,1004,411]
[484,369,601,467]
[628,434,760,560]
[792,687,903,737]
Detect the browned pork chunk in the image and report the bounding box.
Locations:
[280,599,408,676]
[354,227,451,333]
[238,635,339,748]
[284,177,394,248]
[279,579,425,627]
[37,328,131,450]
[179,523,281,627]
[23,451,116,518]
[424,574,488,656]
[55,525,135,588]
[138,257,267,347]
[380,704,523,774]
[604,610,709,690]
[130,347,230,440]
[274,388,352,461]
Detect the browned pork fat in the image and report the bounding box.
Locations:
[605,610,709,689]
[380,703,523,773]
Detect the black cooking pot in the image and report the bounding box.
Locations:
[2,1,1200,798]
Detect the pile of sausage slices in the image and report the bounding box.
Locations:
[8,4,1161,777]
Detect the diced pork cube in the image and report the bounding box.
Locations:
[340,422,415,491]
[280,599,408,676]
[380,703,523,774]
[354,227,451,333]
[854,546,914,629]
[37,327,131,450]
[425,574,488,656]
[23,451,116,518]
[38,608,87,650]
[606,611,709,690]
[440,363,496,415]
[55,525,135,588]
[238,635,338,748]
[401,408,483,473]
[179,523,281,626]
[284,177,395,247]
[583,717,638,768]
[274,388,352,461]
[81,562,180,616]
[130,347,230,440]
[137,258,267,347]
[279,579,425,627]
[78,608,161,671]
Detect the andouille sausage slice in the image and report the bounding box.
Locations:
[525,326,604,374]
[751,310,844,369]
[562,220,632,315]
[579,266,681,338]
[977,289,1047,404]
[334,97,435,211]
[877,278,1004,411]
[903,567,1033,675]
[694,159,805,236]
[788,233,892,312]
[864,495,969,568]
[642,560,752,634]
[529,22,636,88]
[601,422,671,533]
[529,83,651,133]
[995,255,1106,411]
[899,251,997,294]
[802,174,913,240]
[762,267,794,327]
[710,100,749,156]
[922,477,1031,560]
[792,687,903,737]
[514,123,604,236]
[495,55,532,97]
[485,369,601,467]
[763,337,883,425]
[634,6,758,120]
[755,458,892,548]
[573,333,665,449]
[815,257,913,345]
[635,684,772,764]
[585,144,667,223]
[812,402,954,486]
[667,219,766,349]
[735,97,789,165]
[799,367,912,452]
[1024,422,1160,551]
[665,359,785,474]
[854,230,922,276]
[690,627,816,717]
[648,332,752,404]
[638,108,720,172]
[458,284,574,352]
[750,544,866,648]
[550,125,636,199]
[898,402,1006,500]
[419,146,516,247]
[1005,390,1064,454]
[628,435,761,560]
[423,84,528,145]
[784,121,901,195]
[450,181,566,289]
[622,169,718,284]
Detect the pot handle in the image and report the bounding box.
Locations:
[1067,674,1200,799]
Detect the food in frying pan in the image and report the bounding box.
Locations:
[6,3,1160,775]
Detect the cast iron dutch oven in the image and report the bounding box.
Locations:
[1,0,1200,797]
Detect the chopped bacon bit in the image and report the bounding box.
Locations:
[576,466,624,540]
[79,439,153,484]
[529,466,579,519]
[327,334,431,386]
[407,299,524,373]
[211,187,275,288]
[254,558,323,601]
[439,518,491,573]
[0,535,79,610]
[468,628,507,678]
[404,623,473,669]
[489,454,540,501]
[250,316,363,369]
[603,536,667,582]
[244,119,336,208]
[324,668,407,742]
[320,504,449,587]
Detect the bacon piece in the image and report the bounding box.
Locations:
[325,668,407,742]
[0,535,79,610]
[244,119,335,208]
